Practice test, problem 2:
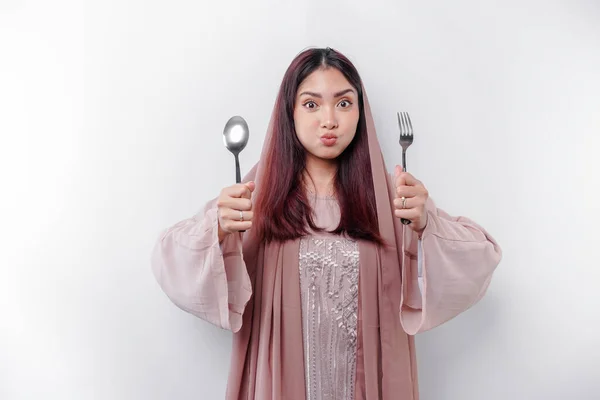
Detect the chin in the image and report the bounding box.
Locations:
[314,148,345,160]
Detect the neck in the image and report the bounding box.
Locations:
[303,154,338,197]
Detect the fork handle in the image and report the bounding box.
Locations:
[400,149,411,225]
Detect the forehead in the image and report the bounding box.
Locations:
[297,68,354,95]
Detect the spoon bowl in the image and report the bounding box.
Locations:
[223,115,249,184]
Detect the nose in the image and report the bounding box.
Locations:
[320,106,338,130]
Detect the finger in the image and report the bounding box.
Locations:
[395,171,421,188]
[394,208,420,220]
[395,167,405,189]
[402,172,421,186]
[217,196,252,211]
[221,208,254,222]
[395,171,412,189]
[393,197,422,210]
[395,165,402,180]
[219,196,253,211]
[395,186,420,198]
[238,181,256,200]
[226,183,253,199]
[222,220,253,232]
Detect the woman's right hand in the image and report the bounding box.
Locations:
[217,181,255,242]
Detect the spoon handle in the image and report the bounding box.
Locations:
[235,153,241,184]
[234,153,246,233]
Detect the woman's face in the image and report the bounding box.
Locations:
[293,68,360,162]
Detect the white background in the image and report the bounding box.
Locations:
[1,0,599,399]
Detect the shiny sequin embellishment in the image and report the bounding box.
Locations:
[299,237,359,400]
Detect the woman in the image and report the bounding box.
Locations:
[152,47,502,400]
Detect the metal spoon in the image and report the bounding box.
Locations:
[223,116,249,184]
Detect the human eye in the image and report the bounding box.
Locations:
[303,100,318,109]
[338,99,353,108]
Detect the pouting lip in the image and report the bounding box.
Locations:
[320,133,338,139]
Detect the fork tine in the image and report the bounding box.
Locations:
[397,112,403,133]
[400,112,406,135]
[405,112,413,135]
[400,112,408,135]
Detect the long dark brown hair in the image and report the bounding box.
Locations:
[254,47,383,245]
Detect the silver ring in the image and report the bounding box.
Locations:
[239,211,244,221]
[401,197,407,209]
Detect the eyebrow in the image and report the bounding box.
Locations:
[298,88,356,98]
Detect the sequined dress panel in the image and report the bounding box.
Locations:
[299,195,359,400]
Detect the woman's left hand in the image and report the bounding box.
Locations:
[393,165,429,233]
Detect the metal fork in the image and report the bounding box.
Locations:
[397,111,414,225]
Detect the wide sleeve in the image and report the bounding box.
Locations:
[399,197,502,335]
[151,198,252,332]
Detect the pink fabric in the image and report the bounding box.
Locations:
[298,196,360,399]
[151,202,251,332]
[151,92,502,399]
